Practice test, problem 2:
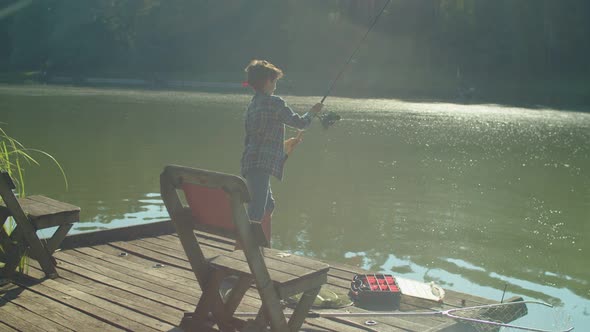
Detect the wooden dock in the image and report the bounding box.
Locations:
[0,221,514,331]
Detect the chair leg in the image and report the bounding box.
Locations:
[288,287,321,332]
[254,307,267,328]
[0,227,20,278]
[193,268,249,331]
[0,225,25,278]
[193,268,225,322]
[257,285,289,332]
[12,225,57,278]
[46,224,73,254]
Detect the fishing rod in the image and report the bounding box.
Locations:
[318,0,392,129]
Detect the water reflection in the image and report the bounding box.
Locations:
[70,193,168,233]
[1,85,588,328]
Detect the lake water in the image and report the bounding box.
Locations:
[1,84,588,329]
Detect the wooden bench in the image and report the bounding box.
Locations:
[0,171,80,279]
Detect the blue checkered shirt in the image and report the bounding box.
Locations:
[240,92,313,180]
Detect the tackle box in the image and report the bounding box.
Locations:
[349,274,401,309]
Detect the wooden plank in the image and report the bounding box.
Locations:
[303,318,369,332]
[0,322,18,332]
[27,195,80,212]
[152,234,330,272]
[15,275,167,331]
[137,236,329,283]
[25,262,182,327]
[159,233,234,252]
[210,254,320,286]
[44,257,195,311]
[159,232,234,252]
[125,237,199,263]
[109,240,196,270]
[65,246,275,316]
[57,250,200,303]
[14,196,79,229]
[320,306,440,331]
[92,243,197,280]
[0,297,74,332]
[323,316,400,332]
[0,306,47,332]
[4,286,116,331]
[53,251,196,303]
[60,220,176,250]
[40,255,254,312]
[135,237,351,300]
[149,235,338,287]
[17,195,78,216]
[74,246,197,286]
[69,247,210,304]
[32,213,78,230]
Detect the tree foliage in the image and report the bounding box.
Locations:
[1,0,588,101]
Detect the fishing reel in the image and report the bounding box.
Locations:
[318,111,341,129]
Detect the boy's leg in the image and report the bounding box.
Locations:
[260,211,272,247]
[260,188,275,246]
[235,169,270,250]
[245,170,270,222]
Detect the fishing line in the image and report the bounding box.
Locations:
[321,0,392,105]
[0,0,33,20]
[317,0,391,129]
[290,1,392,152]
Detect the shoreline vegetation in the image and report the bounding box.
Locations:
[1,2,589,110]
[1,70,588,111]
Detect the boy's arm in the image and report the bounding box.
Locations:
[274,97,322,129]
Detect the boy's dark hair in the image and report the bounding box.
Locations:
[244,59,284,91]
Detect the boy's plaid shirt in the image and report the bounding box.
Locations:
[240,92,312,180]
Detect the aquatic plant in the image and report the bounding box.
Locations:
[0,126,67,274]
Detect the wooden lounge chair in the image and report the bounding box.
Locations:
[160,165,330,331]
[0,171,80,279]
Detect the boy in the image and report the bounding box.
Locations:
[241,59,323,247]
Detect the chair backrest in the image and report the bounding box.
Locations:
[161,165,269,288]
[160,165,250,240]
